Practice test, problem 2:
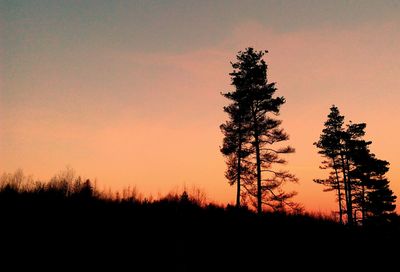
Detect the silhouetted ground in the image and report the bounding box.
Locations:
[1,184,399,270]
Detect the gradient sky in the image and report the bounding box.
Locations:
[1,0,400,213]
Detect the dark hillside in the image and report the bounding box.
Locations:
[1,181,398,270]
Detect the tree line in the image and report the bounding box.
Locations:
[220,47,396,225]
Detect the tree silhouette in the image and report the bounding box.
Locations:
[365,174,397,224]
[220,99,252,208]
[221,47,297,213]
[344,122,372,224]
[314,105,345,224]
[315,106,397,225]
[315,106,370,225]
[348,133,396,225]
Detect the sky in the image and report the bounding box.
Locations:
[1,0,400,213]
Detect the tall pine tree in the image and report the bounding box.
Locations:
[221,47,297,214]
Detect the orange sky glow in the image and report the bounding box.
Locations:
[1,2,399,214]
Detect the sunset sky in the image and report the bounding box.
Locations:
[1,0,399,213]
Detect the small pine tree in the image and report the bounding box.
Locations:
[316,105,397,225]
[314,105,346,223]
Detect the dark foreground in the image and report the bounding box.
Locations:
[1,192,399,270]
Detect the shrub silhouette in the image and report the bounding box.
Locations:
[0,169,398,269]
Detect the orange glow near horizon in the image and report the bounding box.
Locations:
[2,6,400,214]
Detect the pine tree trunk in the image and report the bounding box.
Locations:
[340,153,353,225]
[332,159,343,224]
[255,134,262,214]
[361,182,366,225]
[236,141,241,208]
[344,156,353,225]
[252,109,262,215]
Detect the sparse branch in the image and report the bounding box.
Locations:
[260,146,295,154]
[260,186,300,212]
